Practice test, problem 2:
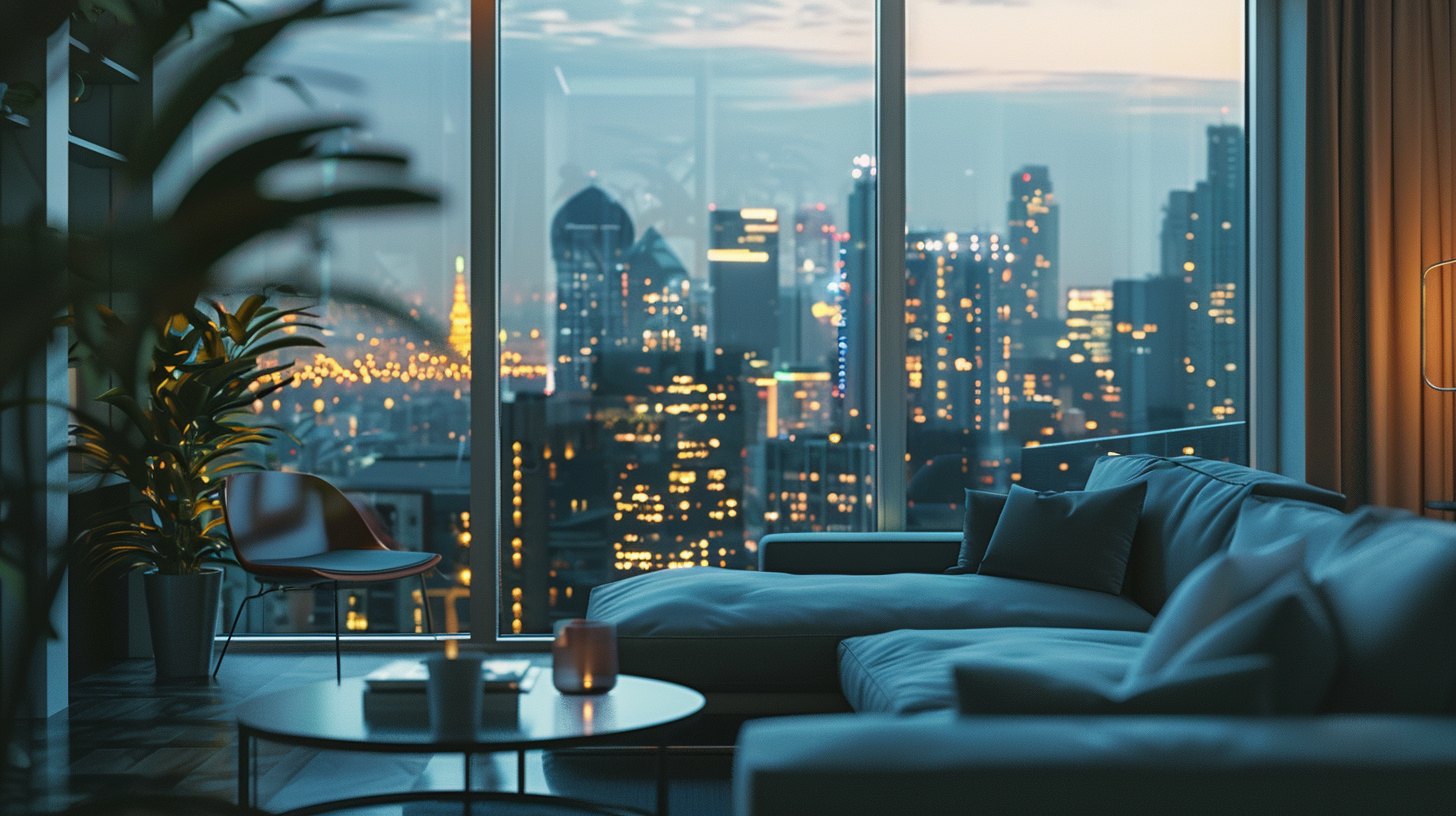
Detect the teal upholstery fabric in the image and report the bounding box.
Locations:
[952,564,1336,715]
[839,627,1145,713]
[589,568,1153,693]
[977,482,1146,594]
[946,490,1007,575]
[1130,535,1309,676]
[735,714,1456,816]
[1307,506,1456,713]
[1083,454,1342,613]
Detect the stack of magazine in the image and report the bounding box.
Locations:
[362,659,539,728]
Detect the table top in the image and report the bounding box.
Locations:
[235,674,705,753]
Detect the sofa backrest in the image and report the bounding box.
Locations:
[1085,454,1346,614]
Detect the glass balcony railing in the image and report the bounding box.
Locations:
[1018,421,1248,492]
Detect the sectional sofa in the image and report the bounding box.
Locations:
[585,454,1456,814]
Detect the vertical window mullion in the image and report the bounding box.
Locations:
[470,0,500,644]
[876,0,908,531]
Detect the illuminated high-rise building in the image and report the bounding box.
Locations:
[837,158,876,439]
[550,186,635,394]
[1005,165,1061,358]
[617,227,703,356]
[905,231,990,436]
[903,229,1005,502]
[1138,125,1247,430]
[1058,288,1120,436]
[762,435,874,535]
[594,351,749,574]
[1112,275,1187,432]
[1185,124,1246,425]
[789,204,840,368]
[709,207,780,362]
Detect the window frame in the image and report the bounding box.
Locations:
[471,0,1281,646]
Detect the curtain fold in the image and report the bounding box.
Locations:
[1306,0,1456,513]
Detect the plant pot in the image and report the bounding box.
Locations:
[143,568,222,681]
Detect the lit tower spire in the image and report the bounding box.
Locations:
[448,255,471,359]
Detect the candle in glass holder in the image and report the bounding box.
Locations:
[552,619,618,694]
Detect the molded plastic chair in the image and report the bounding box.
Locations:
[214,470,442,682]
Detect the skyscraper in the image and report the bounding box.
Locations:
[617,226,703,356]
[1005,165,1061,358]
[789,204,840,369]
[838,159,876,439]
[1058,288,1119,436]
[709,207,780,363]
[550,186,635,394]
[1185,124,1246,426]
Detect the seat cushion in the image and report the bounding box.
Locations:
[249,549,438,575]
[588,568,1154,693]
[840,627,1146,713]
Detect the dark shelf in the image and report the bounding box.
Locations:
[2,112,28,129]
[69,36,140,85]
[68,134,126,168]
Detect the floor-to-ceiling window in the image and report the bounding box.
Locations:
[493,0,1248,639]
[901,0,1247,526]
[173,0,472,636]
[496,1,878,635]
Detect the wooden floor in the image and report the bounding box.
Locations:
[7,653,732,816]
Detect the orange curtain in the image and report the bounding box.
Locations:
[1307,0,1456,513]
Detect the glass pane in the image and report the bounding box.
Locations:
[170,2,471,634]
[903,0,1247,527]
[499,2,875,636]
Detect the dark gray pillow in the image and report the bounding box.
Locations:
[945,490,1008,575]
[976,482,1146,594]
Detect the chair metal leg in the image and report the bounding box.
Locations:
[419,573,435,634]
[214,583,275,678]
[333,581,342,684]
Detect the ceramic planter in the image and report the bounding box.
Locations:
[143,568,222,681]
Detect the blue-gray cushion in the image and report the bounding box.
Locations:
[1083,454,1343,614]
[1308,507,1456,713]
[1129,535,1308,677]
[953,562,1336,715]
[588,567,1153,693]
[945,490,1007,575]
[839,627,1145,713]
[977,482,1146,595]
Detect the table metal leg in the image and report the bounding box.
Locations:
[656,744,669,816]
[517,749,526,793]
[237,727,249,807]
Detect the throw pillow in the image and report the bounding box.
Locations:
[954,567,1337,715]
[975,481,1147,594]
[1123,568,1337,714]
[1129,534,1307,677]
[945,489,1008,575]
[1309,508,1456,712]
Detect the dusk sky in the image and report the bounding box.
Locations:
[179,0,1243,329]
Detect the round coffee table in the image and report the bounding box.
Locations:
[236,673,705,815]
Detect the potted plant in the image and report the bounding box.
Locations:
[71,291,322,679]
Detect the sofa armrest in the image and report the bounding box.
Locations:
[735,713,1456,816]
[757,532,961,574]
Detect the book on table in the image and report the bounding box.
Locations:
[362,664,541,728]
[363,659,536,692]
